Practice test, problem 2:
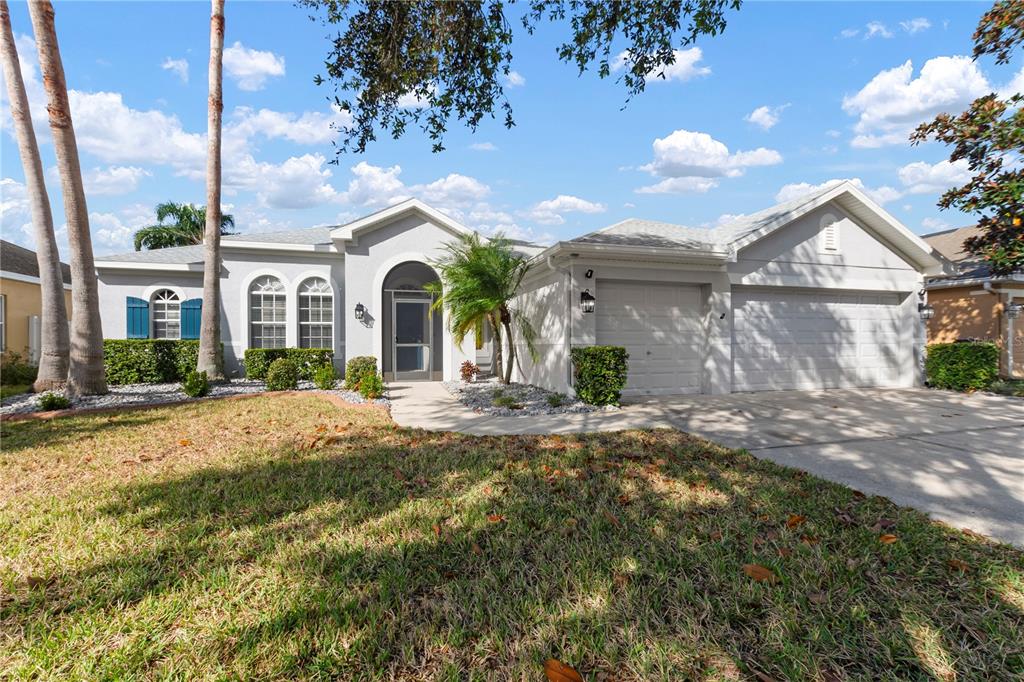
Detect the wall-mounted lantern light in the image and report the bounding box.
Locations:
[1007,302,1023,320]
[584,269,594,279]
[918,303,935,321]
[580,289,596,314]
[354,303,365,321]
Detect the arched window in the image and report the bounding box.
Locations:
[249,276,286,348]
[151,289,181,339]
[298,277,333,349]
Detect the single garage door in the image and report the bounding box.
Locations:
[731,288,905,391]
[596,281,703,396]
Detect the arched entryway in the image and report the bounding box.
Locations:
[381,261,443,381]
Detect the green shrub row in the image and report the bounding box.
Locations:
[104,339,209,385]
[925,341,1000,391]
[243,348,333,380]
[571,345,629,406]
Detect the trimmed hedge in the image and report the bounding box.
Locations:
[104,339,208,385]
[571,345,629,406]
[243,348,333,381]
[266,358,299,391]
[344,355,378,390]
[925,341,1000,391]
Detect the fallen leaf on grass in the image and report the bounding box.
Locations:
[807,590,827,604]
[471,543,482,555]
[487,514,505,523]
[801,535,819,546]
[178,439,192,447]
[879,534,898,544]
[947,558,970,572]
[709,530,724,542]
[786,514,806,529]
[742,564,778,583]
[544,658,584,682]
[777,548,792,558]
[871,518,896,532]
[603,510,621,528]
[432,524,442,538]
[616,494,632,506]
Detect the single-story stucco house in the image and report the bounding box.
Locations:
[1,239,73,362]
[95,181,949,397]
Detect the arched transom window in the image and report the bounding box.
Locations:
[249,276,286,348]
[151,289,180,339]
[298,277,333,349]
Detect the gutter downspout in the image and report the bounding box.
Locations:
[546,255,574,391]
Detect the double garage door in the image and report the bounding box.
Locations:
[596,281,907,395]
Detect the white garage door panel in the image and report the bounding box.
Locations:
[596,281,703,396]
[732,289,905,391]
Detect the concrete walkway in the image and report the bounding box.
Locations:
[389,382,1024,546]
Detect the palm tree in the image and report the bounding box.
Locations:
[427,233,537,384]
[27,0,105,395]
[197,0,226,381]
[133,202,235,251]
[0,0,69,392]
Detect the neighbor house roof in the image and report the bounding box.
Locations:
[920,225,1010,286]
[0,239,72,284]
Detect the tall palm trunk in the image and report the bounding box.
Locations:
[499,305,516,384]
[487,311,503,383]
[27,0,105,395]
[197,0,225,380]
[0,0,69,392]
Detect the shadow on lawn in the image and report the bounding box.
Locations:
[12,419,1024,680]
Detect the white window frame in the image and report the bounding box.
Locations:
[151,289,181,340]
[249,275,287,349]
[298,277,333,349]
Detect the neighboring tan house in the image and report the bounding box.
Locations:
[923,226,1024,378]
[0,240,73,361]
[95,181,948,395]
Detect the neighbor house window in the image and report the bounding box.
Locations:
[298,277,333,349]
[151,289,181,339]
[250,276,286,348]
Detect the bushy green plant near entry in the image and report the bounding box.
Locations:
[571,346,629,406]
[344,355,377,390]
[493,393,522,409]
[925,342,999,391]
[243,348,333,381]
[546,392,567,408]
[37,392,71,411]
[0,352,38,386]
[358,371,385,400]
[313,364,336,390]
[103,339,217,385]
[181,370,210,398]
[265,358,299,392]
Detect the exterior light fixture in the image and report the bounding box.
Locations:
[354,303,365,321]
[584,269,594,279]
[918,303,935,321]
[1008,302,1023,319]
[580,289,596,313]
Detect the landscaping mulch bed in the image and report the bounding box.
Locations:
[0,379,387,417]
[443,377,608,416]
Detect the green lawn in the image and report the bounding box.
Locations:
[1,394,1021,680]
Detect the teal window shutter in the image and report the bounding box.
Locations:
[127,296,149,338]
[181,298,202,339]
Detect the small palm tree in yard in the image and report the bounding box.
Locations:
[427,233,537,385]
[133,202,235,251]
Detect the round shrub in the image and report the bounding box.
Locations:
[358,371,385,400]
[313,363,336,390]
[571,345,629,406]
[344,355,377,390]
[181,370,210,398]
[265,358,299,392]
[38,392,71,411]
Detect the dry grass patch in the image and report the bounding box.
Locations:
[1,394,1022,680]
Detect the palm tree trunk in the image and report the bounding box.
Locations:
[1,0,69,392]
[27,0,105,396]
[500,306,515,384]
[487,312,503,383]
[197,0,225,381]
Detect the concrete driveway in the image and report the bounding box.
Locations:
[392,384,1024,545]
[633,388,1024,546]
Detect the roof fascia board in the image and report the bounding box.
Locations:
[0,270,72,289]
[94,261,203,272]
[537,241,731,265]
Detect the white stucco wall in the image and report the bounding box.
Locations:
[511,265,570,393]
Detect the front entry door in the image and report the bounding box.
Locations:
[393,297,432,381]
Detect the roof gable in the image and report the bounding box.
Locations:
[330,199,474,244]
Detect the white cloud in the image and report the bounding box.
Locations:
[745,104,789,130]
[1001,66,1024,98]
[843,56,990,148]
[223,41,285,91]
[226,105,351,146]
[825,129,841,138]
[865,21,893,39]
[839,28,860,39]
[161,57,188,84]
[611,47,711,83]
[415,173,491,206]
[504,70,526,87]
[525,195,606,225]
[469,142,497,152]
[636,129,782,193]
[897,159,971,195]
[900,18,931,35]
[51,165,151,196]
[0,178,30,241]
[216,153,339,209]
[397,91,430,109]
[339,162,410,208]
[921,217,951,233]
[774,177,900,205]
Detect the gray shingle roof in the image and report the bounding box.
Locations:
[0,240,72,283]
[99,244,205,264]
[98,226,337,265]
[223,226,334,246]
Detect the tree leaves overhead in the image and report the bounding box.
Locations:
[133,202,236,251]
[912,0,1024,276]
[300,0,741,154]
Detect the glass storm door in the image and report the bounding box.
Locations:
[393,298,432,380]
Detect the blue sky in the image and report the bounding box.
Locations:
[1,1,1017,257]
